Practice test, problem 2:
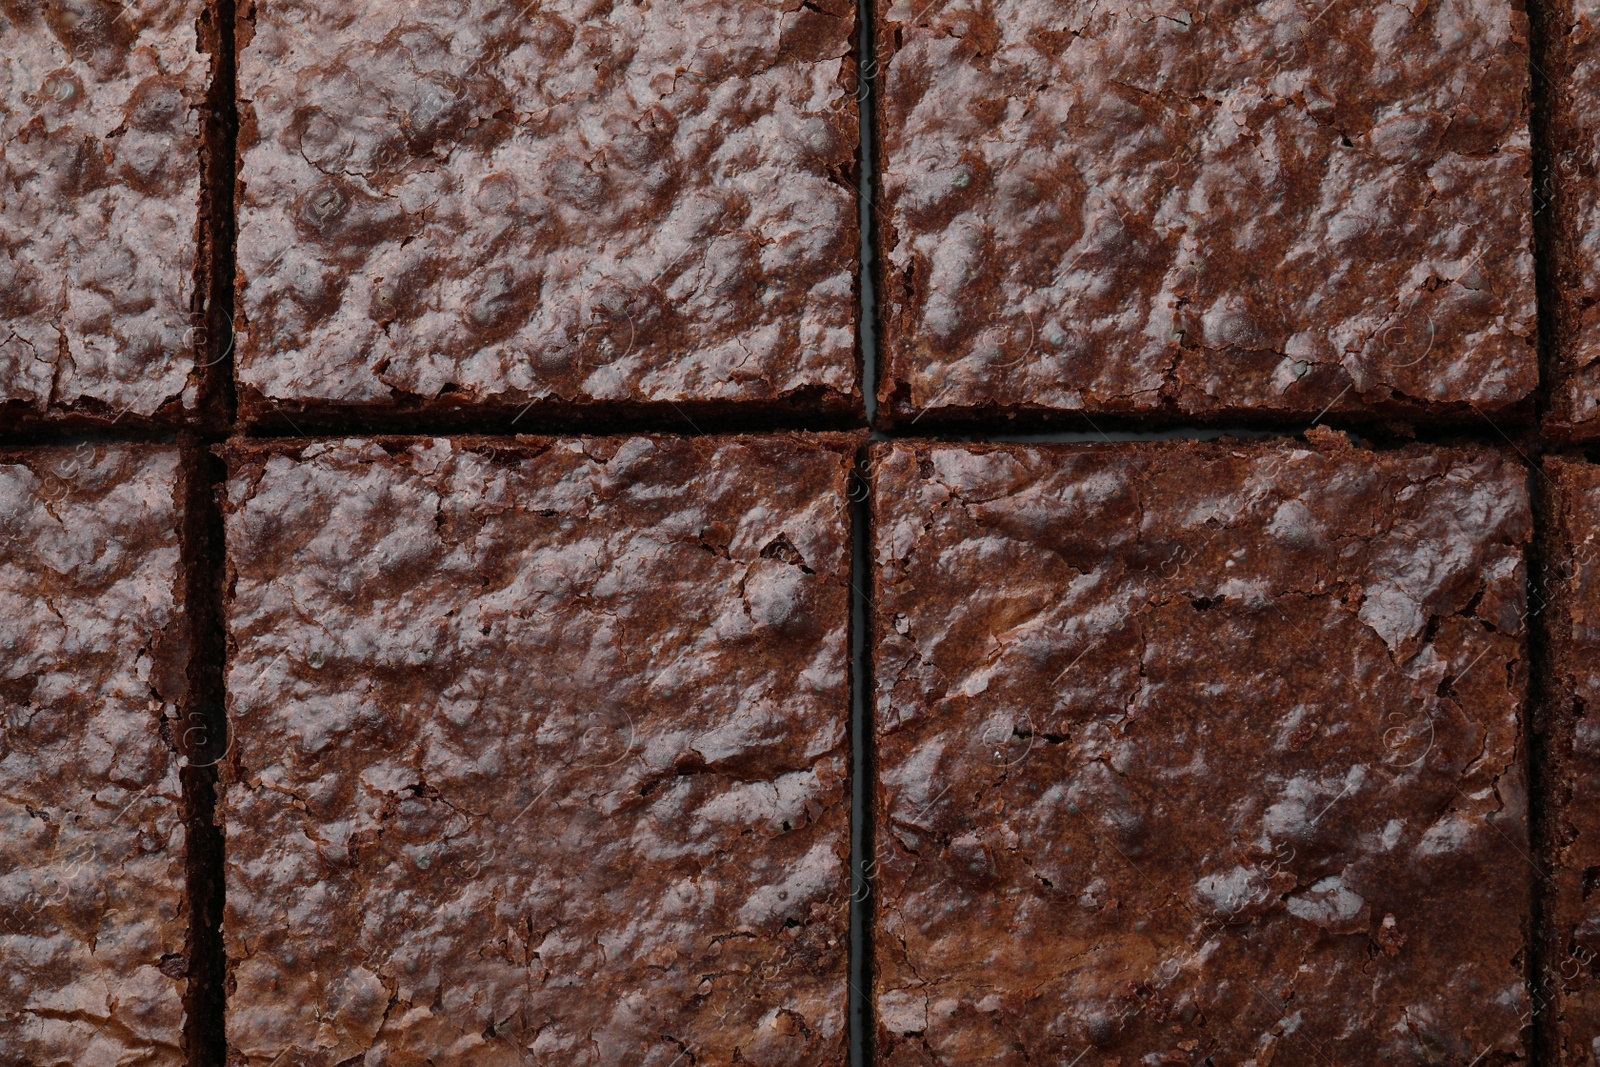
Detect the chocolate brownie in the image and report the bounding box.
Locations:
[220,434,855,1065]
[874,1,1537,427]
[0,446,194,1064]
[872,433,1532,1065]
[1537,457,1600,1058]
[0,0,222,428]
[1539,5,1600,438]
[234,0,860,429]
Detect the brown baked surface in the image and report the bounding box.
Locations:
[1540,3,1600,438]
[234,0,860,427]
[0,445,192,1064]
[220,434,856,1066]
[1539,457,1600,1057]
[871,434,1531,1065]
[874,1,1536,425]
[0,0,214,427]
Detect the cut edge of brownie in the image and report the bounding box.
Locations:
[150,441,216,1067]
[193,0,238,434]
[868,0,905,435]
[0,362,213,439]
[1531,0,1600,444]
[870,390,1540,435]
[851,436,876,1067]
[1535,456,1595,1062]
[233,384,869,436]
[212,428,870,468]
[864,424,1529,473]
[153,444,211,1067]
[178,439,228,1067]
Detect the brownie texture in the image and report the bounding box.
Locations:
[0,445,193,1064]
[872,433,1532,1065]
[874,1,1537,426]
[0,0,216,427]
[1540,4,1600,438]
[234,0,860,427]
[220,434,855,1066]
[1538,458,1600,1060]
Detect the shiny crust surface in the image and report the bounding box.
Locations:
[234,0,860,422]
[0,0,208,423]
[220,435,854,1066]
[875,0,1536,424]
[871,434,1531,1065]
[1540,458,1600,1058]
[0,446,190,1065]
[1541,3,1600,438]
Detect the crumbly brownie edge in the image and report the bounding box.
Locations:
[1539,2,1600,441]
[1537,457,1600,1060]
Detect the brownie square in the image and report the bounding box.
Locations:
[1539,5,1600,438]
[0,1,220,428]
[0,446,194,1063]
[220,434,855,1065]
[874,2,1537,426]
[1537,458,1600,1057]
[234,0,861,428]
[871,434,1532,1064]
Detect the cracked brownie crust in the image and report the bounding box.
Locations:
[234,0,860,427]
[874,0,1536,426]
[1539,3,1600,439]
[871,434,1532,1065]
[0,0,215,427]
[1538,458,1600,1058]
[0,445,193,1065]
[220,434,855,1066]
